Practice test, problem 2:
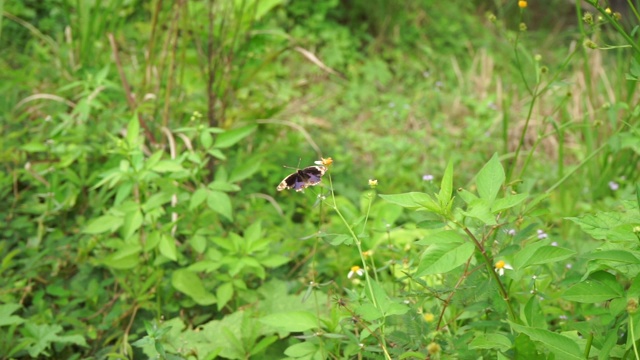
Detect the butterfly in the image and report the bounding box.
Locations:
[277,166,327,192]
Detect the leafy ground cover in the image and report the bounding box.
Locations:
[1,0,639,359]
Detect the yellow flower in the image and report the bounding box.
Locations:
[347,266,365,279]
[427,342,441,354]
[315,157,333,166]
[495,260,513,276]
[605,7,612,14]
[423,313,435,322]
[518,1,527,9]
[363,250,374,257]
[368,179,378,188]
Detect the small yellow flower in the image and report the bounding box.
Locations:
[347,266,365,279]
[363,250,374,257]
[518,1,527,9]
[427,342,441,354]
[315,157,333,166]
[368,179,378,188]
[605,7,612,14]
[423,313,435,322]
[495,260,513,276]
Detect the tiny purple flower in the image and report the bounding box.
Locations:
[609,181,619,191]
[537,229,548,239]
[551,241,558,246]
[507,229,516,236]
[559,315,568,320]
[422,174,434,181]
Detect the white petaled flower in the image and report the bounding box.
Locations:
[347,266,365,279]
[494,260,513,276]
[537,229,548,239]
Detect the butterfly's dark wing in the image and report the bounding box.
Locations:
[277,166,326,192]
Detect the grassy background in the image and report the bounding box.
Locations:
[1,0,639,359]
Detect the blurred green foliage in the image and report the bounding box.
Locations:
[1,0,640,358]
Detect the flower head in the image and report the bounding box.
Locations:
[347,266,365,279]
[609,181,619,191]
[423,312,435,323]
[422,174,434,181]
[506,229,516,236]
[518,1,527,9]
[368,179,378,188]
[495,260,513,276]
[315,157,333,166]
[537,229,548,239]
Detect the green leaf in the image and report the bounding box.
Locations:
[491,193,528,213]
[159,234,177,261]
[214,125,256,149]
[562,275,624,303]
[190,188,208,210]
[415,242,474,277]
[414,230,466,246]
[229,155,262,182]
[461,198,496,225]
[21,142,48,152]
[121,209,143,240]
[284,342,318,357]
[83,215,123,234]
[207,190,233,221]
[171,269,216,305]
[126,114,140,148]
[469,333,512,352]
[0,303,25,326]
[476,153,504,203]
[151,160,184,173]
[436,160,454,209]
[510,322,582,360]
[142,192,173,213]
[208,181,240,192]
[566,212,636,241]
[583,250,640,264]
[379,192,439,212]
[216,283,234,311]
[260,311,317,332]
[520,246,575,268]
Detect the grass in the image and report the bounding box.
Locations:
[1,0,639,359]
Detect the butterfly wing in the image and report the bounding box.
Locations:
[277,166,326,192]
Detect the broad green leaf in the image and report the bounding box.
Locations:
[510,322,582,360]
[562,278,623,303]
[461,198,496,225]
[415,230,465,246]
[492,193,528,213]
[171,269,216,305]
[476,153,504,203]
[520,246,575,268]
[284,342,318,357]
[0,303,25,326]
[159,234,177,261]
[126,115,140,148]
[200,130,213,148]
[121,209,143,240]
[190,188,208,209]
[566,211,638,241]
[415,242,474,277]
[142,192,173,212]
[151,160,184,173]
[513,241,547,270]
[356,303,383,321]
[229,155,262,183]
[21,142,48,152]
[207,190,233,221]
[216,283,234,311]
[457,188,478,205]
[214,125,256,149]
[208,181,240,192]
[260,311,317,332]
[469,333,512,352]
[379,192,438,212]
[437,160,453,209]
[583,250,640,264]
[83,215,123,234]
[523,296,545,328]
